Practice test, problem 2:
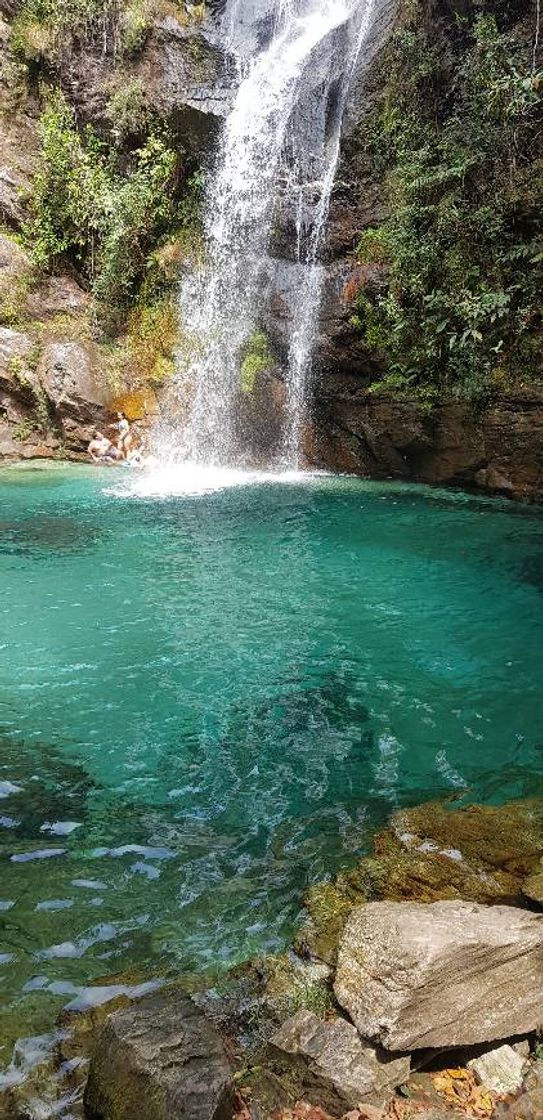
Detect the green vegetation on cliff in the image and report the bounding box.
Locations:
[27,91,179,317]
[352,0,543,400]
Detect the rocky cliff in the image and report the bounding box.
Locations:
[0,0,541,498]
[307,0,543,498]
[0,0,226,458]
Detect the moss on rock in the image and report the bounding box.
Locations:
[295,798,543,965]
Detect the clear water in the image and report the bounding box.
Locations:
[1,463,543,1062]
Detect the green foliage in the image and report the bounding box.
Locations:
[120,0,153,55]
[11,0,110,62]
[25,90,180,325]
[356,226,390,265]
[105,77,151,139]
[353,3,543,400]
[26,91,112,269]
[240,329,273,394]
[92,134,177,316]
[13,416,37,442]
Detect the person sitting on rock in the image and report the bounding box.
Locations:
[87,430,122,463]
[109,411,132,458]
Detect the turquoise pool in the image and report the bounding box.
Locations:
[0,462,542,1062]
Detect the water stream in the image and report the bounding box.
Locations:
[160,0,378,467]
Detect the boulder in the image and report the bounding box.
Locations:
[25,275,89,319]
[467,1044,527,1094]
[37,341,109,446]
[84,991,234,1120]
[334,900,543,1051]
[270,1009,410,1114]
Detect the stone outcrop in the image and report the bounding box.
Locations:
[38,341,108,435]
[309,381,543,502]
[334,900,543,1051]
[84,990,234,1120]
[0,328,114,458]
[270,1009,410,1114]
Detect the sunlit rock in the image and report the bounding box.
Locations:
[334,900,543,1050]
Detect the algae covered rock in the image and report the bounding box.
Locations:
[522,863,543,907]
[384,799,543,881]
[294,881,363,965]
[85,990,234,1120]
[334,900,543,1051]
[295,798,543,967]
[270,1009,410,1115]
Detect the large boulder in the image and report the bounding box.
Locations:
[270,1009,410,1115]
[84,991,234,1120]
[334,900,543,1051]
[25,274,89,319]
[37,340,109,447]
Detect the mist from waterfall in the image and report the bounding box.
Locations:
[160,0,378,468]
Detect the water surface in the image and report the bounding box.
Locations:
[1,462,542,1064]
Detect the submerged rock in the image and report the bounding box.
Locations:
[84,990,234,1120]
[296,798,543,967]
[334,900,543,1051]
[270,1009,410,1115]
[294,882,360,966]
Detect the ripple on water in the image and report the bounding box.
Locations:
[0,467,542,1095]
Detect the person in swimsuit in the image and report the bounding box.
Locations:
[109,412,132,458]
[87,431,122,463]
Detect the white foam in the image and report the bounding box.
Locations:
[106,463,317,500]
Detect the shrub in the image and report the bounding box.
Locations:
[120,0,153,55]
[11,0,111,62]
[105,77,151,139]
[352,3,543,400]
[26,91,180,323]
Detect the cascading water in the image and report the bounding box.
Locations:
[160,0,379,469]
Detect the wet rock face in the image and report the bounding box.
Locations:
[38,341,109,449]
[270,1009,410,1115]
[334,900,543,1051]
[85,991,234,1120]
[308,382,543,501]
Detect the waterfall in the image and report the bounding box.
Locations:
[163,0,378,469]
